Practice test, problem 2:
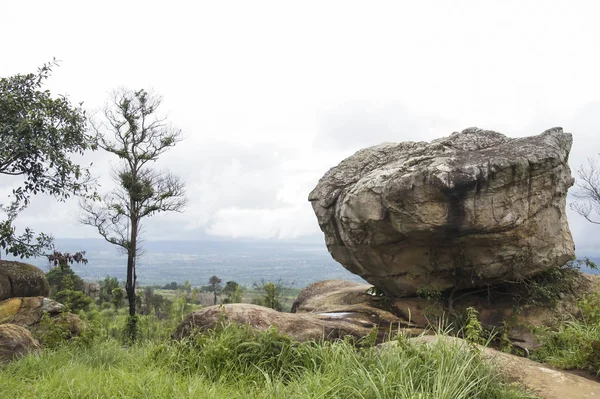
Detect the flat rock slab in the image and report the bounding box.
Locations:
[310,127,575,297]
[409,336,600,399]
[174,303,423,343]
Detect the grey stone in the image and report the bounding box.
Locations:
[309,127,575,297]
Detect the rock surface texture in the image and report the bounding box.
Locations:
[0,324,41,363]
[293,277,600,352]
[0,297,82,338]
[173,303,421,343]
[309,127,575,297]
[0,261,50,301]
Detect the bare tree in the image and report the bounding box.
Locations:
[81,89,186,341]
[571,155,600,224]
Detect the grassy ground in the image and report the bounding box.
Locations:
[0,321,538,399]
[531,291,600,375]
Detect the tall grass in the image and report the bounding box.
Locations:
[532,291,600,375]
[0,322,537,399]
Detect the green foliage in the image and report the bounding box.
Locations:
[140,286,172,318]
[252,279,291,311]
[1,322,537,399]
[46,263,84,293]
[207,275,222,305]
[0,60,96,258]
[463,306,486,346]
[125,314,140,344]
[111,287,125,310]
[99,276,120,304]
[162,281,179,290]
[222,281,243,304]
[54,289,92,312]
[35,312,71,349]
[533,292,600,375]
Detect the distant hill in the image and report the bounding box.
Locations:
[7,238,366,289]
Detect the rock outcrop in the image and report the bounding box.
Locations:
[0,297,83,338]
[293,277,600,352]
[173,303,422,343]
[0,261,50,301]
[0,324,41,363]
[309,127,575,297]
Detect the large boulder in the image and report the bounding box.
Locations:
[0,324,41,363]
[174,303,422,343]
[309,127,575,297]
[0,261,50,301]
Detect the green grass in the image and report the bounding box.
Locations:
[532,291,600,375]
[0,322,537,399]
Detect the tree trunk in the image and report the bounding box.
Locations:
[213,291,217,305]
[125,216,139,342]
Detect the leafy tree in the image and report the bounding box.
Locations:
[571,155,600,224]
[45,251,88,294]
[207,275,222,305]
[99,276,120,304]
[80,89,186,341]
[161,281,179,290]
[46,264,84,293]
[252,279,291,311]
[0,60,96,258]
[111,287,125,310]
[222,280,243,304]
[54,289,92,312]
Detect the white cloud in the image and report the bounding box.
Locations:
[1,0,600,252]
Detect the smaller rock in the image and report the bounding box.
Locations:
[0,324,41,363]
[0,297,83,339]
[174,303,422,343]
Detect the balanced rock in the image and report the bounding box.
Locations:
[0,324,41,363]
[0,261,50,301]
[309,127,575,297]
[174,303,419,343]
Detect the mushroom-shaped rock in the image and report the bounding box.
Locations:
[0,324,41,363]
[0,261,50,301]
[309,127,575,297]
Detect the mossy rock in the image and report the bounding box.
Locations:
[0,297,64,327]
[0,261,50,300]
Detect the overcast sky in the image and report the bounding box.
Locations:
[1,0,599,255]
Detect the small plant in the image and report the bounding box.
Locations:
[358,325,379,348]
[463,306,486,346]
